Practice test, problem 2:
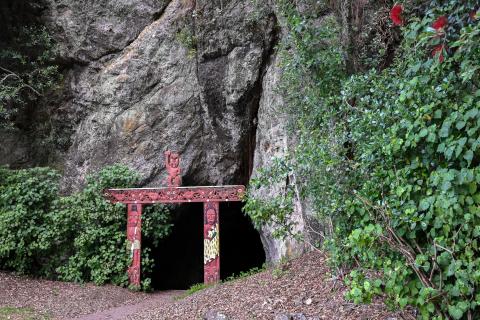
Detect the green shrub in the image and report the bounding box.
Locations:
[244,0,480,318]
[0,165,171,290]
[176,27,197,59]
[243,157,298,240]
[0,167,60,274]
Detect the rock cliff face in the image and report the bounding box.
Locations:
[249,54,307,263]
[41,0,278,191]
[1,0,312,263]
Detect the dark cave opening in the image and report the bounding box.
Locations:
[151,202,265,290]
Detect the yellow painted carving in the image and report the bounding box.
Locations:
[126,240,141,256]
[132,240,141,250]
[204,224,219,264]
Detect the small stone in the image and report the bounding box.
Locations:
[293,297,303,306]
[291,313,307,320]
[304,298,312,305]
[274,313,308,320]
[204,310,229,320]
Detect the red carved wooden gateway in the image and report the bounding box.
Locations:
[103,151,245,287]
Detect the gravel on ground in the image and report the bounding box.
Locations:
[1,251,415,320]
[129,251,415,320]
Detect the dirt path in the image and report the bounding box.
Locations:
[0,271,168,319]
[72,291,182,320]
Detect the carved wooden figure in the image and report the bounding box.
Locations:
[164,150,182,187]
[127,203,142,287]
[103,150,245,288]
[203,202,220,284]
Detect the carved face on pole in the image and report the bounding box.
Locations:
[206,208,216,225]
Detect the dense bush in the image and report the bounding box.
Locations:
[0,165,171,290]
[245,0,480,318]
[0,167,60,274]
[0,0,61,129]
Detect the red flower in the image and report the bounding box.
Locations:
[432,16,448,30]
[390,4,404,26]
[432,44,445,63]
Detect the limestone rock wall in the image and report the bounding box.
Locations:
[44,0,172,63]
[249,54,310,263]
[40,0,278,191]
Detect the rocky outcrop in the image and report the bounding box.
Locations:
[0,130,32,167]
[44,0,171,63]
[248,3,331,263]
[249,53,308,263]
[37,0,278,191]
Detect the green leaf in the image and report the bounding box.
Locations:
[419,128,428,138]
[448,305,464,320]
[439,121,451,138]
[465,108,479,120]
[437,143,446,153]
[464,150,474,165]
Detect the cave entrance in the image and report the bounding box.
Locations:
[103,150,264,289]
[151,202,265,290]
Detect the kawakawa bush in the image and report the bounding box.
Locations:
[0,165,171,290]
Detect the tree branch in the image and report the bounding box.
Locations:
[0,66,42,96]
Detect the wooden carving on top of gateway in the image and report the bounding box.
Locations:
[165,150,182,187]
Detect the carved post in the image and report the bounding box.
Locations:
[204,201,220,284]
[127,203,142,287]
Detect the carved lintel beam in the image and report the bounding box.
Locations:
[104,185,245,204]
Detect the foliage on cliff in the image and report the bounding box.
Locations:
[245,0,480,318]
[0,0,60,129]
[0,165,171,290]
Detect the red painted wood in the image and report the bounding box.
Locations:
[204,201,220,284]
[103,151,245,287]
[164,151,182,187]
[104,185,245,204]
[127,203,142,287]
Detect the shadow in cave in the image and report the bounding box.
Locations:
[151,202,265,290]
